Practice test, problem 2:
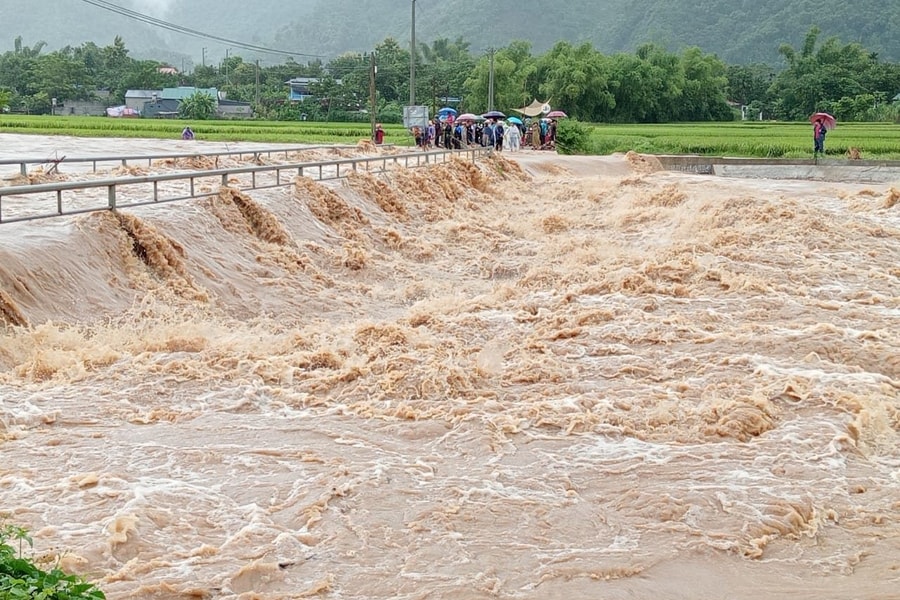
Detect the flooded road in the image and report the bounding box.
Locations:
[1,134,899,599]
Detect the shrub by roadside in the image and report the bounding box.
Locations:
[0,523,105,600]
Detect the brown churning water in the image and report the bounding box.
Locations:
[1,136,899,599]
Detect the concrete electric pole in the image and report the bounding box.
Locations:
[410,0,416,106]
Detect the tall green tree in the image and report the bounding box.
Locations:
[767,27,896,120]
[607,45,686,123]
[32,50,92,102]
[535,42,614,121]
[372,38,410,104]
[726,63,775,106]
[326,52,368,103]
[418,37,474,113]
[0,37,46,98]
[463,41,536,112]
[677,47,733,121]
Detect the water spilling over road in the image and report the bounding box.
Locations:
[1,135,899,599]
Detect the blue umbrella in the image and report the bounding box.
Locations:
[438,107,458,116]
[507,116,523,125]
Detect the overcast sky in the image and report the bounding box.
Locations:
[130,0,176,17]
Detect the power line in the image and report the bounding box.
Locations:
[78,0,322,59]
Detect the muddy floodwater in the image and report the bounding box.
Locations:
[1,134,899,599]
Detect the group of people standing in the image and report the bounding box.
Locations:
[411,117,557,152]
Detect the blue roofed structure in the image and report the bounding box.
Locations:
[161,87,219,101]
[285,78,340,102]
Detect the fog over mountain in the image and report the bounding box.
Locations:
[1,0,898,66]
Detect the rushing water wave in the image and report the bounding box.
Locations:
[1,135,899,599]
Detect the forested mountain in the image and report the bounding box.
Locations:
[1,0,898,66]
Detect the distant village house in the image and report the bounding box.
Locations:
[124,86,253,119]
[58,90,111,116]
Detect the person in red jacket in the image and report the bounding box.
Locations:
[374,123,385,145]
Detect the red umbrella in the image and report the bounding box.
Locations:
[810,112,836,130]
[547,110,568,118]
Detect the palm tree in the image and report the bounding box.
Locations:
[13,36,46,58]
[179,91,217,120]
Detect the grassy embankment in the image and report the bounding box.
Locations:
[2,115,900,159]
[586,122,900,159]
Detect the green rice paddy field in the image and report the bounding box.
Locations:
[2,115,899,159]
[588,122,900,159]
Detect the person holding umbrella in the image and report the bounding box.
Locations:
[813,118,827,155]
[811,112,835,156]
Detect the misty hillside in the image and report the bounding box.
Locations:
[1,0,898,66]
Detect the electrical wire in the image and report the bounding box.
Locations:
[78,0,322,58]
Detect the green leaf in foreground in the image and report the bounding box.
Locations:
[0,524,105,600]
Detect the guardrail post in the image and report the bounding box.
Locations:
[108,185,116,209]
[221,174,228,186]
[20,163,26,176]
[57,190,63,214]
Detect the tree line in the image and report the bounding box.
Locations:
[1,28,898,124]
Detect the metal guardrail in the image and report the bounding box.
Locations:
[0,147,491,224]
[0,143,397,176]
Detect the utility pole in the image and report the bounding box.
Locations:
[487,48,495,112]
[409,0,416,106]
[202,47,207,68]
[369,52,377,140]
[255,60,260,106]
[225,48,230,86]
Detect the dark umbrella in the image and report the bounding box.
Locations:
[482,110,506,119]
